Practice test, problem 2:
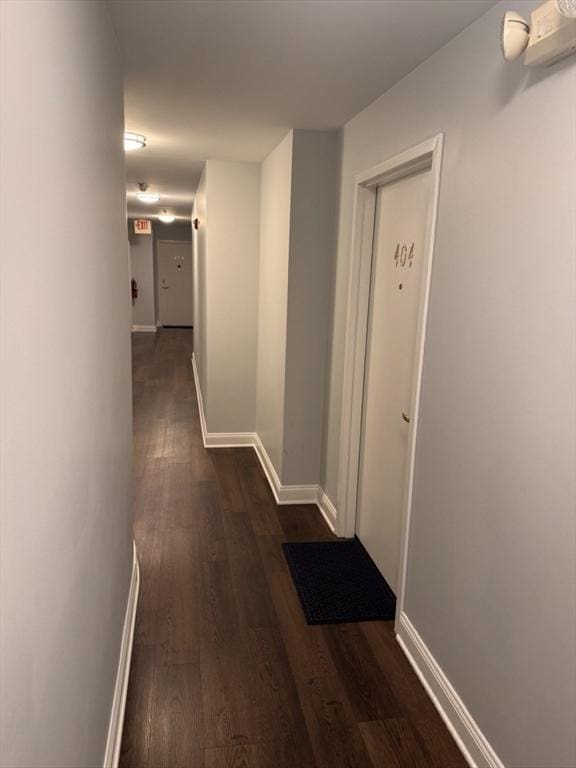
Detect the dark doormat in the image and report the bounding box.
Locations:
[282,537,396,625]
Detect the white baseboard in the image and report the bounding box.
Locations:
[396,612,504,768]
[253,435,319,505]
[190,354,339,528]
[191,354,209,444]
[103,542,140,768]
[252,436,338,530]
[191,354,256,448]
[205,432,256,448]
[316,488,337,533]
[131,324,157,332]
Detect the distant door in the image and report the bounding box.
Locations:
[158,241,193,326]
[356,169,431,593]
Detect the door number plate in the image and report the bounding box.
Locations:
[394,242,414,268]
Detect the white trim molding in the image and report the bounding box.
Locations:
[337,134,444,619]
[190,355,338,529]
[253,436,337,530]
[205,432,256,448]
[191,354,256,448]
[131,324,157,333]
[103,541,140,768]
[191,353,209,444]
[316,488,338,533]
[253,434,319,505]
[396,613,505,768]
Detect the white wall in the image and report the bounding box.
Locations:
[256,132,293,471]
[154,220,192,243]
[194,133,337,487]
[129,227,155,327]
[256,130,338,485]
[321,2,576,766]
[0,2,133,767]
[193,161,261,434]
[282,130,339,485]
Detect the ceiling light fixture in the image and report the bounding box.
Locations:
[158,210,175,224]
[124,132,146,151]
[135,182,159,204]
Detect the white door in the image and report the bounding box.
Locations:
[356,169,431,593]
[158,241,193,327]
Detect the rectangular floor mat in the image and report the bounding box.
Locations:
[282,537,396,625]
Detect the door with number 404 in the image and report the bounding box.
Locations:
[357,168,431,594]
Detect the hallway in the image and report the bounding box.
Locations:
[120,330,466,768]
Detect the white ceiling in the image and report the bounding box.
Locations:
[109,0,498,220]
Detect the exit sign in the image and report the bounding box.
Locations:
[134,219,152,235]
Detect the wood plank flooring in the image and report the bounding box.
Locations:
[120,329,467,768]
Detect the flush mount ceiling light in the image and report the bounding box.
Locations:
[124,132,146,151]
[158,210,175,224]
[136,182,159,204]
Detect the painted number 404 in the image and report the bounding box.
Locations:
[394,242,414,268]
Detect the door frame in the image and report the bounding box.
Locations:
[337,133,444,619]
[156,239,193,327]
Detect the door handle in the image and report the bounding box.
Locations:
[402,412,410,423]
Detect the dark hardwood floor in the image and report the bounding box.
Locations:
[120,329,467,768]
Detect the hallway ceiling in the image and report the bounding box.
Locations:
[109,0,498,220]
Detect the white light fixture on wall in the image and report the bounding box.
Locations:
[501,11,530,60]
[502,0,576,65]
[124,132,146,151]
[135,182,160,204]
[158,210,175,224]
